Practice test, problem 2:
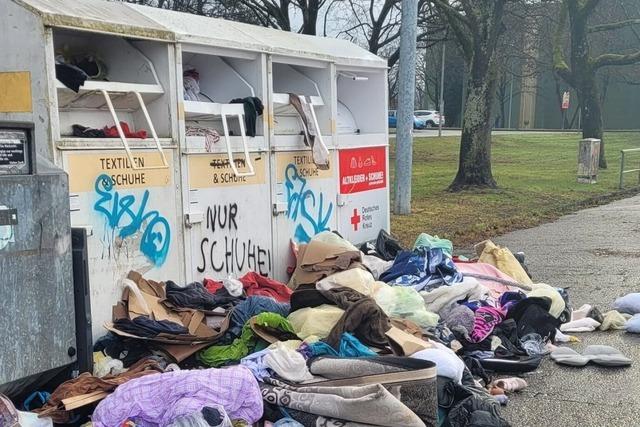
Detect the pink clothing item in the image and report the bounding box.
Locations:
[239,272,292,302]
[454,262,519,297]
[470,306,506,343]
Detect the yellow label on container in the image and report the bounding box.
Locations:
[276,151,332,181]
[66,151,173,192]
[188,153,266,188]
[0,72,32,113]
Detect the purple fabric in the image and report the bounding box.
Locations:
[92,366,262,427]
[499,291,526,312]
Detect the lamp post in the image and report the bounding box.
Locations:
[393,0,418,215]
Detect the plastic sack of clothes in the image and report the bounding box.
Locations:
[476,240,533,285]
[316,268,382,296]
[287,304,344,340]
[360,229,404,261]
[625,314,640,333]
[93,352,126,378]
[613,293,640,315]
[374,286,439,328]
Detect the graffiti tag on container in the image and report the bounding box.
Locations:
[197,203,272,275]
[94,174,171,266]
[284,163,333,243]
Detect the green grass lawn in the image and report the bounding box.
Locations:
[390,131,640,248]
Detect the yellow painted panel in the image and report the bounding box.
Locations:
[67,151,173,193]
[0,72,32,113]
[188,153,266,188]
[275,151,332,181]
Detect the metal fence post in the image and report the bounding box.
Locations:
[620,150,625,189]
[618,148,640,189]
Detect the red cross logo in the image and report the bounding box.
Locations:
[350,208,361,231]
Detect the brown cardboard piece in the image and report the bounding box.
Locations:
[124,271,182,324]
[385,326,434,356]
[157,342,210,362]
[107,271,230,344]
[289,240,362,289]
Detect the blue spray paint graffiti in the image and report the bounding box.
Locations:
[94,174,171,266]
[284,164,333,243]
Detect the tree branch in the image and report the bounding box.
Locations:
[322,0,340,36]
[620,1,640,43]
[594,50,640,68]
[430,0,470,27]
[589,19,640,33]
[431,0,473,60]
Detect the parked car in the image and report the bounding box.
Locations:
[414,110,445,128]
[388,110,427,129]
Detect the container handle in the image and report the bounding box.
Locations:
[100,89,169,171]
[220,109,255,177]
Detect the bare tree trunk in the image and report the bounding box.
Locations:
[557,1,608,168]
[570,12,606,168]
[300,0,319,35]
[433,0,506,191]
[449,60,498,190]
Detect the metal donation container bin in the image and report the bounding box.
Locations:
[577,138,600,184]
[1,0,389,344]
[269,57,337,279]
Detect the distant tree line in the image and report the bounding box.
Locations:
[124,0,640,189]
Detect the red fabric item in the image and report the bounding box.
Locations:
[103,121,147,139]
[239,271,292,302]
[203,278,223,294]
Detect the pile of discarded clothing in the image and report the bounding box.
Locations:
[6,229,635,427]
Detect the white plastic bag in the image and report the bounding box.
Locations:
[18,411,54,427]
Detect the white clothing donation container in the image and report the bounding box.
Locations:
[1,0,389,340]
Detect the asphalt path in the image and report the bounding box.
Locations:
[495,195,640,427]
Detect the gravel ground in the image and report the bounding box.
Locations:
[495,195,640,427]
